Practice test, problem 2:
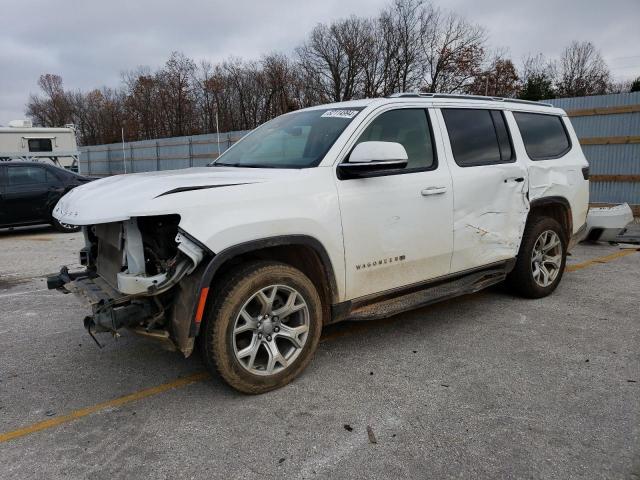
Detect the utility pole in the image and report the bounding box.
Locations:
[121,127,127,174]
[216,110,221,159]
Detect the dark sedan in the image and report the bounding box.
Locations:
[0,161,94,232]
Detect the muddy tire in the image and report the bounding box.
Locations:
[51,218,80,233]
[200,261,323,394]
[506,216,567,298]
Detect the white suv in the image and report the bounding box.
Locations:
[49,93,589,393]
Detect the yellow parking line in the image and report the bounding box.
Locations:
[0,372,209,444]
[565,249,638,272]
[1,248,637,444]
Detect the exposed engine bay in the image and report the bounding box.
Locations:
[48,215,206,355]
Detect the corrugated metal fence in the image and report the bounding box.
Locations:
[80,93,639,212]
[79,130,249,176]
[545,92,640,213]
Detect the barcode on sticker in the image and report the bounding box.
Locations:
[321,110,359,119]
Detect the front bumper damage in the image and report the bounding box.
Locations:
[47,220,208,355]
[48,267,166,348]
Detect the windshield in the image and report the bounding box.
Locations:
[212,107,364,168]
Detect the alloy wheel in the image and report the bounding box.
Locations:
[232,284,310,376]
[531,230,563,287]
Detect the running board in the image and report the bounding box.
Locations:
[346,267,507,322]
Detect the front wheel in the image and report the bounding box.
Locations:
[201,261,323,394]
[506,216,567,298]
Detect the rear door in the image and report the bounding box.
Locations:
[3,164,56,224]
[437,107,529,272]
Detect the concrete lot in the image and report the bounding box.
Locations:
[0,226,638,479]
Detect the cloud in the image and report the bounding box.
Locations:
[1,0,638,124]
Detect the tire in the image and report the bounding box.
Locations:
[200,261,323,394]
[506,216,567,298]
[51,218,80,233]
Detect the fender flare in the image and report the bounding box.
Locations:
[528,196,573,237]
[188,234,339,337]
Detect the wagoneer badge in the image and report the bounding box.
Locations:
[355,255,406,270]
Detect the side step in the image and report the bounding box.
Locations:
[347,268,506,322]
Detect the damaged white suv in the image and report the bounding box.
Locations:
[49,93,589,393]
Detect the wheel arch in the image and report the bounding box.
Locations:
[189,235,339,337]
[528,196,573,243]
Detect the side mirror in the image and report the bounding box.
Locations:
[338,141,408,179]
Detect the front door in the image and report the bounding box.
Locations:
[336,107,454,300]
[437,108,529,273]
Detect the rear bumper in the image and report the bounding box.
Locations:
[585,203,634,242]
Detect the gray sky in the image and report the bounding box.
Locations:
[1,0,639,125]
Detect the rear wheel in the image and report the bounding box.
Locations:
[51,218,80,233]
[200,261,323,394]
[506,216,567,298]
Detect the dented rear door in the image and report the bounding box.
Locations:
[436,107,530,273]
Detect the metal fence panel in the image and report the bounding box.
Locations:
[582,144,640,175]
[79,130,249,176]
[546,92,640,110]
[545,93,640,210]
[570,112,640,138]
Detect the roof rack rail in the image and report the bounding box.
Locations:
[386,92,553,107]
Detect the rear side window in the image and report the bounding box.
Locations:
[442,109,514,167]
[353,109,436,170]
[28,138,53,152]
[513,112,571,160]
[7,166,49,185]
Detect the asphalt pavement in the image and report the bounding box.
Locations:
[0,226,638,479]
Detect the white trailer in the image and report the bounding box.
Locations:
[0,120,80,171]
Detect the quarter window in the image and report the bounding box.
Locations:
[28,138,53,152]
[7,166,49,185]
[353,109,436,170]
[513,112,571,160]
[442,109,514,167]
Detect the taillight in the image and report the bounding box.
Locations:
[581,166,590,180]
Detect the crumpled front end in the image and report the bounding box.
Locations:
[47,215,208,356]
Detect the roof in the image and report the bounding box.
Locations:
[299,93,565,115]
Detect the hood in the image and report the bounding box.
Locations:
[53,166,299,225]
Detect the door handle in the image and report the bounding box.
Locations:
[504,177,525,183]
[421,186,447,196]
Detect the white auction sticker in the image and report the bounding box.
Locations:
[321,109,359,119]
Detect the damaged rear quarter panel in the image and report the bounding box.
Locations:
[526,118,590,233]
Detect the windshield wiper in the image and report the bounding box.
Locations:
[211,162,240,167]
[212,162,281,169]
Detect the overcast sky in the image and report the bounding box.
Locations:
[1,0,639,125]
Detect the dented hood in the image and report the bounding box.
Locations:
[53,166,296,225]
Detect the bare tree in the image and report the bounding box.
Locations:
[557,41,610,97]
[517,53,556,100]
[363,0,424,96]
[26,74,74,127]
[419,6,486,93]
[155,52,197,137]
[469,52,520,97]
[297,16,370,101]
[123,67,160,140]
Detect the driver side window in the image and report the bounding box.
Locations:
[354,109,436,170]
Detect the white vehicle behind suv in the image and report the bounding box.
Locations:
[49,93,589,393]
